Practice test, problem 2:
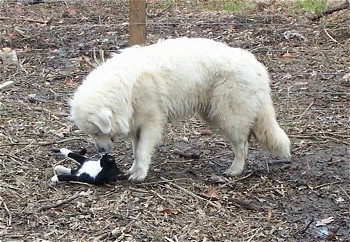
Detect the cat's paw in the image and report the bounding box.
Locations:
[54,165,71,175]
[49,175,59,186]
[59,148,71,157]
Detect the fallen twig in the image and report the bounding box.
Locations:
[148,3,173,18]
[38,137,87,146]
[268,160,292,166]
[298,101,314,120]
[247,227,263,242]
[323,28,338,43]
[297,218,315,234]
[173,149,200,159]
[30,106,69,117]
[229,198,264,211]
[135,177,187,186]
[337,184,350,201]
[310,0,350,21]
[0,16,48,24]
[36,192,80,212]
[220,173,253,188]
[9,140,36,156]
[160,177,221,209]
[3,201,12,226]
[0,81,14,90]
[313,181,343,190]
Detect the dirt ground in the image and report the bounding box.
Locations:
[0,1,349,241]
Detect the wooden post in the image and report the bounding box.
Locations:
[129,0,147,46]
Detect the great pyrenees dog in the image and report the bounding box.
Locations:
[70,37,291,181]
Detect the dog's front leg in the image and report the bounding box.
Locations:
[131,128,140,156]
[128,121,164,182]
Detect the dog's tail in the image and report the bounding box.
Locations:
[252,98,291,159]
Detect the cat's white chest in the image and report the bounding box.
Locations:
[77,161,102,178]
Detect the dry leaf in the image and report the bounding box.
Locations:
[159,207,178,215]
[80,189,93,197]
[0,48,18,65]
[2,47,12,52]
[335,197,344,203]
[282,52,292,58]
[66,79,75,86]
[342,72,350,80]
[316,217,334,227]
[66,7,76,15]
[293,81,308,86]
[267,209,273,220]
[199,129,213,136]
[282,73,292,79]
[202,186,219,199]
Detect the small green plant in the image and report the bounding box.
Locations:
[293,0,327,13]
[222,0,253,12]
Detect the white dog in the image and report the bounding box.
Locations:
[70,37,291,181]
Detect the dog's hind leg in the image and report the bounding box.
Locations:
[225,140,249,176]
[212,115,252,177]
[131,128,140,157]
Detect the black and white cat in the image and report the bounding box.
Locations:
[50,148,122,185]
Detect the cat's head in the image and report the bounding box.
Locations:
[100,154,117,169]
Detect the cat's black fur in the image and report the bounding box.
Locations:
[51,148,122,185]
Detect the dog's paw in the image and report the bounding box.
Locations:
[127,168,147,182]
[224,167,244,177]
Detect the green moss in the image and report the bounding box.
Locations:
[223,0,253,12]
[293,0,327,13]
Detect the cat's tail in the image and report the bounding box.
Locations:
[252,98,291,159]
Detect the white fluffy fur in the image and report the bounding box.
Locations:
[70,37,291,181]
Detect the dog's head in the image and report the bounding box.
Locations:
[69,101,131,153]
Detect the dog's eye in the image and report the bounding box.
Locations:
[111,138,115,142]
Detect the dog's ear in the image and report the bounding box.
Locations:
[88,108,112,134]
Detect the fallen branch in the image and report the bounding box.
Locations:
[3,201,12,226]
[229,198,264,211]
[0,16,48,24]
[148,3,173,18]
[38,137,87,146]
[313,181,343,190]
[338,185,350,201]
[297,218,315,234]
[173,149,200,159]
[36,192,80,212]
[0,81,14,90]
[310,0,350,21]
[160,177,221,209]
